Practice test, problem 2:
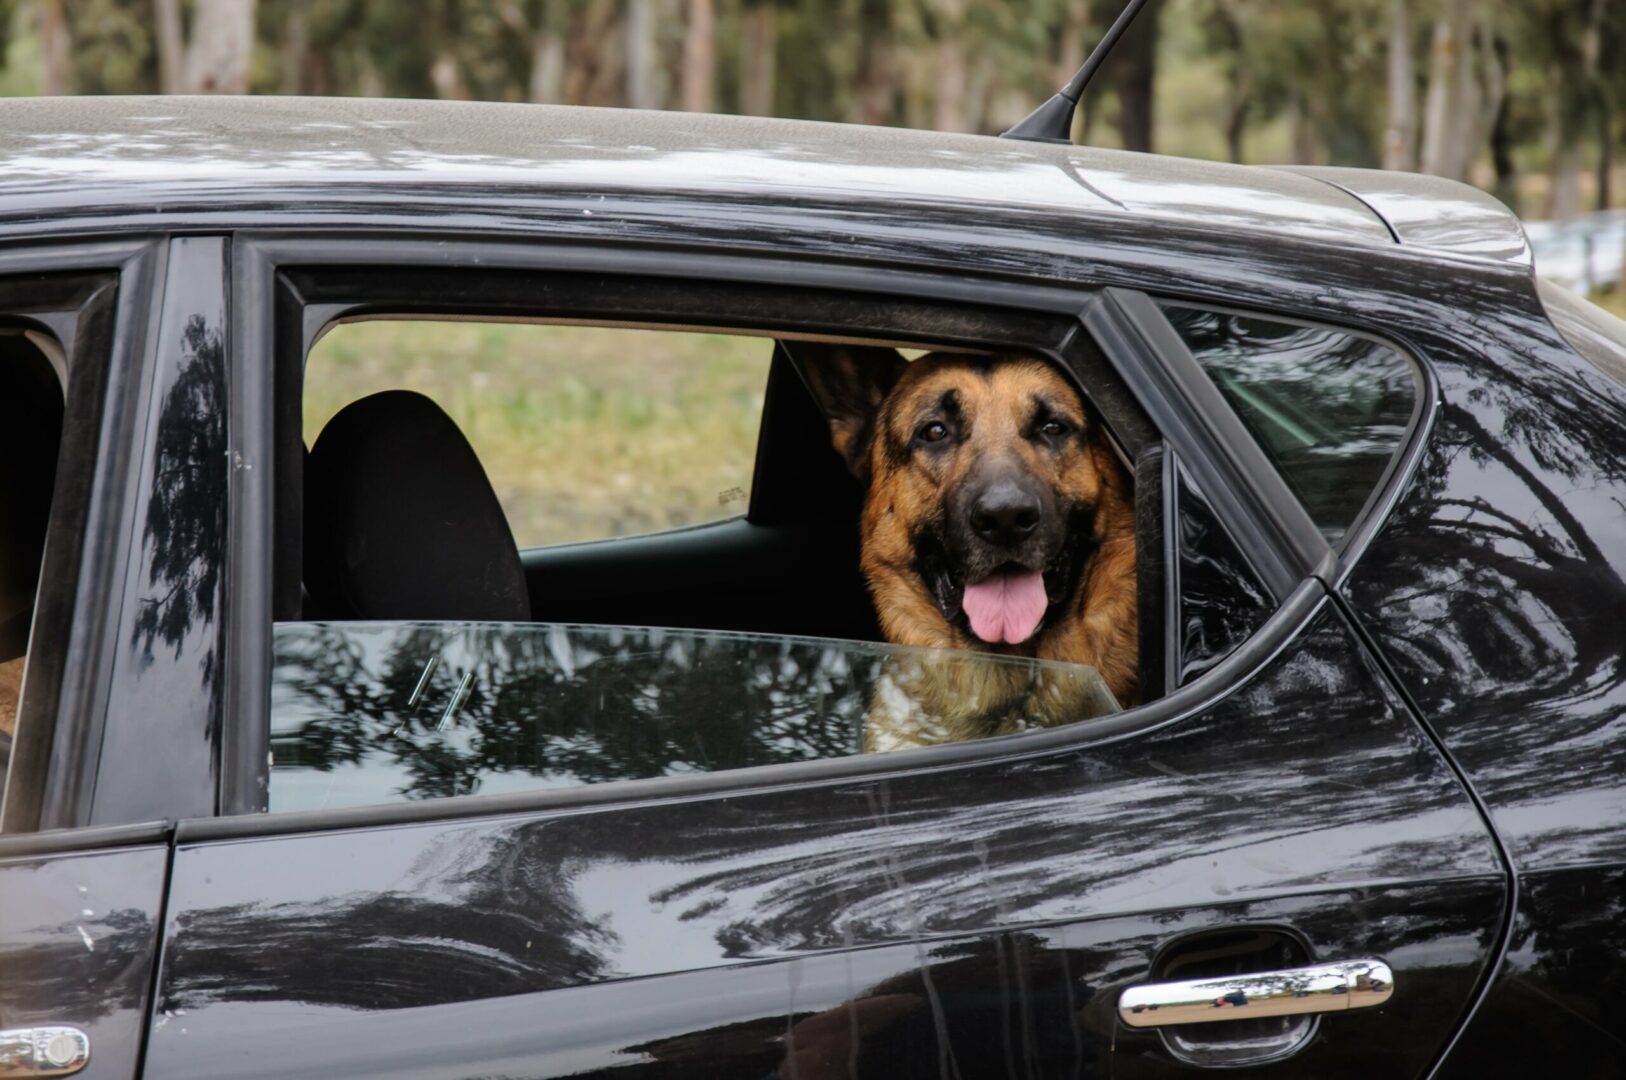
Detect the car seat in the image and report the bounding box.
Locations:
[303,389,531,622]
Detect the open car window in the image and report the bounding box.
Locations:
[268,622,1120,811]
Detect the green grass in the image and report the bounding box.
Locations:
[1591,287,1626,321]
[306,320,772,547]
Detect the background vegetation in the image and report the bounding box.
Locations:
[307,322,772,545]
[2,0,1623,219]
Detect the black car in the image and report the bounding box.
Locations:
[1,95,1624,1080]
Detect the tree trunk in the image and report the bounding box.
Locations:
[1225,90,1249,164]
[1113,11,1156,153]
[680,0,715,112]
[1420,0,1472,179]
[1488,36,1517,211]
[568,0,622,106]
[1383,0,1415,171]
[963,53,993,135]
[1583,0,1611,212]
[1595,111,1613,213]
[154,0,184,94]
[626,0,659,109]
[738,2,777,116]
[1453,14,1492,182]
[530,32,565,104]
[1055,0,1088,84]
[851,0,894,126]
[1208,0,1248,164]
[283,1,308,95]
[186,0,257,94]
[39,0,73,95]
[1288,92,1319,165]
[1549,141,1583,220]
[933,34,968,132]
[430,53,469,99]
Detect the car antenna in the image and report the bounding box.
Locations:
[1001,0,1155,144]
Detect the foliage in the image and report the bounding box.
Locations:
[0,0,1622,207]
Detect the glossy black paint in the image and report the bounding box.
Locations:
[150,606,1503,1077]
[0,843,168,1080]
[87,238,229,825]
[1333,253,1626,1076]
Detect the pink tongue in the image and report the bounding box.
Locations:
[962,569,1048,645]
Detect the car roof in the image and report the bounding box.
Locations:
[0,95,1528,270]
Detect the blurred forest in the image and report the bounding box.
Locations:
[1,0,1623,219]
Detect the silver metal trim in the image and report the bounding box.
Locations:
[0,1026,91,1077]
[1118,959,1394,1029]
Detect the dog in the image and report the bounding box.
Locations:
[798,344,1137,750]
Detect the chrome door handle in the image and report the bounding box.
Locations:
[0,1027,90,1077]
[1118,959,1394,1028]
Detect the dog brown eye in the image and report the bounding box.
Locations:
[1039,420,1069,438]
[918,421,949,444]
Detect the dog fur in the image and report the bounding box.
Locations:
[799,344,1137,749]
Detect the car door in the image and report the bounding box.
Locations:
[0,239,173,1080]
[140,238,1505,1079]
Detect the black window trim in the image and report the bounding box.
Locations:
[1086,288,1335,602]
[208,232,1334,838]
[0,238,166,836]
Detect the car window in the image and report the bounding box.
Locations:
[273,284,1147,815]
[0,328,66,789]
[305,321,773,548]
[1162,305,1419,545]
[267,622,1120,811]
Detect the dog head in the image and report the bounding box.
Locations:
[799,344,1133,657]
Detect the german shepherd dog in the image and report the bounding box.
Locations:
[800,345,1137,750]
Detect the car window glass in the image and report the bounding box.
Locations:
[305,321,773,548]
[1172,457,1272,685]
[0,328,66,790]
[1162,305,1418,545]
[1537,278,1626,390]
[267,622,1121,812]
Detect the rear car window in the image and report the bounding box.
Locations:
[306,321,772,548]
[1163,305,1419,545]
[268,622,1120,811]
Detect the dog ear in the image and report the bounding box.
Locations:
[791,342,908,485]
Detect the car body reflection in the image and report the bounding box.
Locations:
[268,622,1120,810]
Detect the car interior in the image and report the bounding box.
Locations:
[0,327,66,775]
[290,325,1163,687]
[300,338,882,644]
[273,271,1170,704]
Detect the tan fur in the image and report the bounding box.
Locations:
[0,655,23,740]
[803,348,1137,750]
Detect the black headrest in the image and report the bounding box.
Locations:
[304,390,531,622]
[1,337,64,660]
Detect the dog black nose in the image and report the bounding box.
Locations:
[969,481,1042,547]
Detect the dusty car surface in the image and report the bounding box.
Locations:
[1,95,1624,1079]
